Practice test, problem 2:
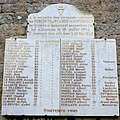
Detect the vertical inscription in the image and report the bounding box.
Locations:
[37,40,60,112]
[98,40,118,107]
[34,40,39,106]
[61,40,91,107]
[51,43,54,106]
[2,39,34,107]
[91,41,96,95]
[39,41,43,106]
[92,40,119,116]
[91,41,96,105]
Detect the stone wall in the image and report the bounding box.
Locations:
[0,0,120,120]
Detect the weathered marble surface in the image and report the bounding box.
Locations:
[2,38,119,116]
[27,4,94,39]
[0,0,120,119]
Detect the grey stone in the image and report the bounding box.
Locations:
[25,0,42,3]
[0,48,4,64]
[95,23,120,39]
[74,118,83,120]
[0,5,1,13]
[99,1,120,12]
[2,3,28,13]
[0,13,13,25]
[94,12,120,24]
[109,35,120,49]
[0,115,7,120]
[99,118,116,120]
[117,49,120,65]
[103,13,120,24]
[14,12,28,27]
[27,3,48,14]
[0,64,3,79]
[0,24,26,45]
[0,0,18,4]
[82,118,96,120]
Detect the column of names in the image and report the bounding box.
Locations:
[2,38,35,114]
[60,40,92,115]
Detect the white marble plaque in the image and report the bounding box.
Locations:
[1,3,119,117]
[2,38,119,116]
[2,38,60,115]
[27,4,94,39]
[60,39,119,116]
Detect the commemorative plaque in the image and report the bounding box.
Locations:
[2,4,119,116]
[27,4,94,39]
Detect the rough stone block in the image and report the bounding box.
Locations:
[14,25,26,35]
[0,0,18,4]
[75,118,83,120]
[0,24,26,48]
[0,48,4,64]
[0,5,1,13]
[0,13,13,25]
[95,23,120,39]
[109,35,120,49]
[2,3,28,13]
[14,12,28,27]
[99,1,120,12]
[117,49,120,65]
[75,0,100,4]
[98,118,117,120]
[0,24,26,38]
[103,13,120,24]
[82,118,96,120]
[94,12,120,24]
[25,0,42,3]
[75,1,119,14]
[0,64,3,82]
[90,1,120,13]
[0,116,7,120]
[27,3,48,14]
